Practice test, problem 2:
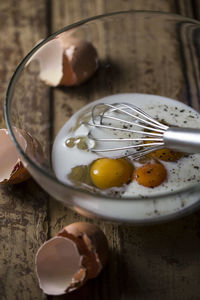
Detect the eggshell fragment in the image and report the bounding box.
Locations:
[36,222,108,295]
[0,128,43,184]
[59,38,98,86]
[26,38,64,86]
[26,36,98,87]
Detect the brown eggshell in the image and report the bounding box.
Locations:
[19,129,44,164]
[59,222,108,277]
[0,128,43,184]
[35,222,108,295]
[26,36,98,87]
[36,236,86,295]
[59,39,98,86]
[2,160,31,185]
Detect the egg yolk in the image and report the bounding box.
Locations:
[148,148,183,162]
[90,158,133,189]
[134,162,167,188]
[144,132,183,162]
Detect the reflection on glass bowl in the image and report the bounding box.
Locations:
[5,11,200,223]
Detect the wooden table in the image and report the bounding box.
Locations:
[1,1,200,299]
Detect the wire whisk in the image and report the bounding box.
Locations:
[84,102,200,159]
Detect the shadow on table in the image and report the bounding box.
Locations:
[117,211,200,299]
[47,210,200,300]
[3,179,200,299]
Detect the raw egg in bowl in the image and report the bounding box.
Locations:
[5,11,200,223]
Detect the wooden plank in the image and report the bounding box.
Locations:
[118,213,200,300]
[193,0,200,20]
[0,1,49,299]
[1,0,199,299]
[48,1,200,300]
[53,1,139,32]
[50,0,195,33]
[175,0,194,18]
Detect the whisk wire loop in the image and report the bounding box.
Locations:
[86,123,164,137]
[88,102,169,158]
[85,102,200,158]
[92,103,168,131]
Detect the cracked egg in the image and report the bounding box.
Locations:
[35,222,108,295]
[27,35,98,87]
[0,128,43,184]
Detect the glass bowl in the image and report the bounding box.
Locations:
[5,11,200,224]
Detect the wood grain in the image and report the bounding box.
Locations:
[0,1,49,299]
[51,0,194,33]
[48,1,200,300]
[1,0,200,300]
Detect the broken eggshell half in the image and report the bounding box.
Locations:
[26,35,98,87]
[0,128,43,184]
[36,222,108,295]
[59,37,99,86]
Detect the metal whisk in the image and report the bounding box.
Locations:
[85,102,200,159]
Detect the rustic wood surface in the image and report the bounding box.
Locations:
[0,1,48,300]
[1,1,200,300]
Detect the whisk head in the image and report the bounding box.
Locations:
[84,102,169,159]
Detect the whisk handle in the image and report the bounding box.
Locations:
[163,127,200,153]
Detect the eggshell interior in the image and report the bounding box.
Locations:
[0,129,26,182]
[61,222,109,277]
[36,236,84,295]
[26,38,63,86]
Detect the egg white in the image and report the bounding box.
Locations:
[52,93,200,197]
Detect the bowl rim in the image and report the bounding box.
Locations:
[4,10,200,201]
